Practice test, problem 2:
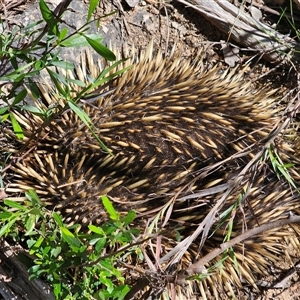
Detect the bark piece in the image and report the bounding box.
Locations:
[176,0,300,63]
[0,241,55,300]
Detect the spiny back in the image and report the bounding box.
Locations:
[4,43,280,215]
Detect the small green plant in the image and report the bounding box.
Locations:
[264,143,297,189]
[0,191,140,300]
[204,190,245,277]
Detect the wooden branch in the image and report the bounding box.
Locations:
[176,215,300,281]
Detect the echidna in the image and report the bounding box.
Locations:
[2,42,300,298]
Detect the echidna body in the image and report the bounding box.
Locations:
[2,43,300,298]
[6,46,278,205]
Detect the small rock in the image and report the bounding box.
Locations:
[125,0,140,8]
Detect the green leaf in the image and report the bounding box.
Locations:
[58,27,68,41]
[51,246,62,258]
[122,210,136,226]
[25,214,38,235]
[93,61,131,88]
[0,107,8,115]
[87,0,99,22]
[67,78,86,87]
[29,236,44,255]
[32,236,44,249]
[46,68,68,95]
[283,163,294,168]
[68,104,111,154]
[42,245,51,255]
[39,0,59,36]
[0,218,18,238]
[0,113,9,122]
[60,227,81,248]
[117,231,132,243]
[114,285,130,300]
[53,283,62,298]
[85,36,116,61]
[3,62,35,81]
[9,56,18,71]
[95,237,106,253]
[98,291,106,300]
[29,264,41,275]
[100,272,114,293]
[25,190,42,207]
[29,208,41,215]
[53,212,64,226]
[68,101,92,127]
[90,129,111,154]
[28,79,41,99]
[127,228,140,235]
[60,34,102,48]
[50,60,74,70]
[101,196,119,220]
[229,247,239,272]
[22,105,44,115]
[12,89,27,106]
[23,20,44,31]
[0,211,12,220]
[34,60,45,70]
[27,239,36,248]
[88,224,105,235]
[4,199,27,210]
[9,112,24,139]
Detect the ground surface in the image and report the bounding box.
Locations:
[1,0,300,299]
